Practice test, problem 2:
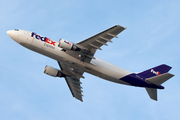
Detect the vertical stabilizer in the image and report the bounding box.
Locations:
[138,64,172,79]
[145,88,157,101]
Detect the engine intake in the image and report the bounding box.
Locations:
[44,65,66,77]
[58,39,80,51]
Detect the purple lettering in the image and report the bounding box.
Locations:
[31,32,56,46]
[40,36,46,42]
[36,35,40,39]
[31,32,36,37]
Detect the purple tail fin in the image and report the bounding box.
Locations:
[137,64,172,79]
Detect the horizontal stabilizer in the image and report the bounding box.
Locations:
[145,88,157,101]
[146,73,174,85]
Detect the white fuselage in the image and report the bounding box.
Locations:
[7,30,132,85]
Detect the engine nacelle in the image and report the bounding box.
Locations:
[44,65,66,77]
[58,39,80,51]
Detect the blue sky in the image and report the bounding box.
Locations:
[1,0,180,119]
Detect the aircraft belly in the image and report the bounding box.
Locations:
[90,58,132,78]
[84,67,131,85]
[100,73,131,85]
[20,42,86,69]
[83,58,132,85]
[20,43,65,61]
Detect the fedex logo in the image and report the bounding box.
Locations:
[64,40,71,45]
[151,69,160,75]
[31,32,56,46]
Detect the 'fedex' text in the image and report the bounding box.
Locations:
[151,69,160,75]
[31,32,56,46]
[64,40,71,45]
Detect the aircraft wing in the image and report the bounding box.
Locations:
[65,25,126,63]
[58,25,126,101]
[77,25,126,50]
[58,61,84,102]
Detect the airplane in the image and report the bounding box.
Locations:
[7,25,174,102]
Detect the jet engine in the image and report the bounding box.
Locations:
[58,39,80,51]
[44,65,66,77]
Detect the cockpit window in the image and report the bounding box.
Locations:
[15,29,19,31]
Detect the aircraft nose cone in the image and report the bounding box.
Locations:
[7,30,11,36]
[7,30,20,43]
[7,30,14,38]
